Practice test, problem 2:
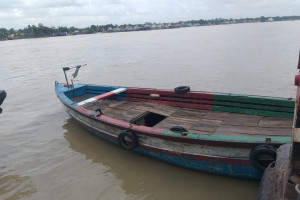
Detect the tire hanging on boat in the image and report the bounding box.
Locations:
[249,144,277,172]
[170,126,188,136]
[174,86,190,94]
[170,126,188,132]
[118,130,138,151]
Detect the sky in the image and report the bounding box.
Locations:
[0,0,299,29]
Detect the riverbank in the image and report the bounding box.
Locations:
[1,15,300,41]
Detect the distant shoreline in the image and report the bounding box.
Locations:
[1,15,300,41]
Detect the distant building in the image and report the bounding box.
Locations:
[156,24,163,29]
[144,24,151,30]
[7,34,14,40]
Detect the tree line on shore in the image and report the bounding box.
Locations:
[1,15,300,40]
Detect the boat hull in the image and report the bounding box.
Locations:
[63,103,263,179]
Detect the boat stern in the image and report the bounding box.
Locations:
[55,82,86,107]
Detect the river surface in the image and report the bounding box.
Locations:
[1,21,300,200]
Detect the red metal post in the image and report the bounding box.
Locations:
[298,50,300,69]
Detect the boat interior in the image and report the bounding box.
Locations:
[68,85,295,137]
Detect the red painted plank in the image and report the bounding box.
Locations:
[298,50,300,69]
[77,92,115,105]
[127,88,214,100]
[76,106,95,115]
[127,97,213,110]
[94,91,115,100]
[295,75,300,86]
[127,93,214,105]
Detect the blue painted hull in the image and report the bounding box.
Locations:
[55,83,274,180]
[80,119,262,180]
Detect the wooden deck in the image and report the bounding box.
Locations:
[75,97,293,137]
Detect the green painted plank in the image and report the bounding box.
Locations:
[213,93,295,108]
[213,100,295,113]
[212,105,294,118]
[162,130,292,143]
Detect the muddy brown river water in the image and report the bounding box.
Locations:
[1,21,300,200]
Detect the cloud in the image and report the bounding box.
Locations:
[0,0,299,29]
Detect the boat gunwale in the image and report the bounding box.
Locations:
[55,83,292,147]
[58,99,291,148]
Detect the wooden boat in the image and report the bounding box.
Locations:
[55,77,294,180]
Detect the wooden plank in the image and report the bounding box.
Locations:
[101,107,145,122]
[204,111,259,120]
[190,119,222,133]
[83,101,108,110]
[259,117,293,128]
[127,97,212,110]
[213,93,295,108]
[154,116,221,134]
[221,116,260,127]
[122,109,146,122]
[154,116,198,130]
[127,93,214,105]
[171,108,208,119]
[127,88,214,99]
[204,111,262,126]
[114,102,137,110]
[107,101,137,110]
[215,125,292,136]
[134,102,179,116]
[99,107,120,118]
[106,101,126,108]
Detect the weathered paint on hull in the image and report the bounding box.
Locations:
[64,104,263,180]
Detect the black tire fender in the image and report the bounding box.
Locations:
[118,130,138,151]
[249,144,277,172]
[174,86,190,94]
[170,126,188,136]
